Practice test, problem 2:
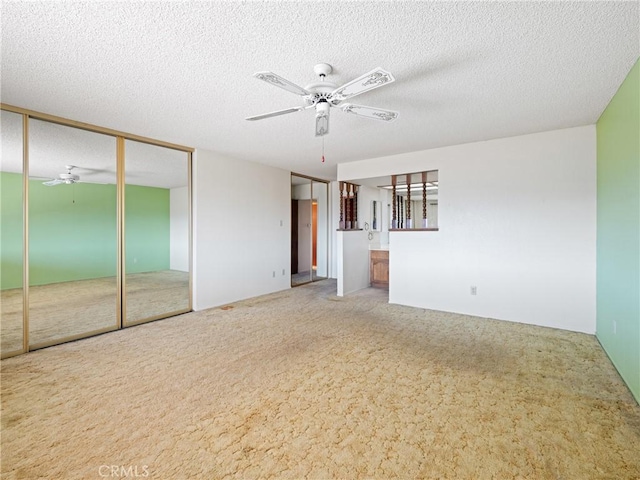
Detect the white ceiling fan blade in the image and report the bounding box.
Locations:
[43,179,64,186]
[341,103,399,122]
[331,67,395,102]
[253,71,310,96]
[246,106,308,121]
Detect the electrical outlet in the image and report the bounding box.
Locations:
[282,269,285,275]
[470,286,477,295]
[280,220,283,226]
[272,271,276,278]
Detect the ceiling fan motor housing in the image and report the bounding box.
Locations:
[60,173,79,182]
[303,83,339,107]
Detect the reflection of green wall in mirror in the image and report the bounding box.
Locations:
[28,176,118,287]
[0,172,170,289]
[125,184,170,274]
[1,172,24,289]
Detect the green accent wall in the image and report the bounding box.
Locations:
[125,184,170,274]
[596,58,640,403]
[28,176,118,287]
[0,172,170,289]
[1,172,24,289]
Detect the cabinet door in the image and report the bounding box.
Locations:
[370,251,389,288]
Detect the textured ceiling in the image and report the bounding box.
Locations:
[1,1,638,181]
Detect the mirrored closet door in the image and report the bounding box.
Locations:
[291,174,329,287]
[291,175,312,286]
[28,119,118,348]
[123,140,191,325]
[0,105,193,358]
[1,111,25,355]
[311,179,328,282]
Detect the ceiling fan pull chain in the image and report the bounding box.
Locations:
[321,136,325,163]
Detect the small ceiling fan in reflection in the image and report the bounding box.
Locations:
[246,63,399,136]
[42,165,81,186]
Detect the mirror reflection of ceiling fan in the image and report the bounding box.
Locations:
[40,165,117,186]
[246,63,399,136]
[42,165,81,186]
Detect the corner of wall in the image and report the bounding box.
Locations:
[596,58,640,403]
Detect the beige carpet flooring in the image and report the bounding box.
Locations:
[1,270,189,353]
[1,280,639,479]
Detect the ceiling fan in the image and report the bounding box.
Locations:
[42,165,81,186]
[246,63,399,136]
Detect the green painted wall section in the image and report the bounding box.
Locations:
[125,184,170,274]
[0,172,170,289]
[596,59,640,403]
[0,173,24,289]
[28,176,118,287]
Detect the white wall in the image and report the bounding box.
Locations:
[337,230,370,296]
[356,184,390,247]
[339,126,597,333]
[297,199,312,273]
[330,181,340,278]
[291,183,309,200]
[170,185,189,272]
[312,181,329,278]
[193,149,290,310]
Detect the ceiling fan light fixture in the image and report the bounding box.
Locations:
[315,101,330,116]
[315,112,329,137]
[315,100,330,137]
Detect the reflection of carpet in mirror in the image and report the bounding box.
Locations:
[125,270,190,323]
[1,270,189,353]
[291,270,325,286]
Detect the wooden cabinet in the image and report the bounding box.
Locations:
[370,250,389,289]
